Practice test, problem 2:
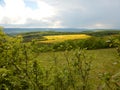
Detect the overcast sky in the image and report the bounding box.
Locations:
[0,0,120,29]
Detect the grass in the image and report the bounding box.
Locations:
[36,48,120,89]
[2,29,120,89]
[40,34,91,43]
[38,48,119,71]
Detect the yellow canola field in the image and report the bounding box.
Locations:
[41,34,91,43]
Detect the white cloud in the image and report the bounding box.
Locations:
[49,21,63,28]
[0,0,120,29]
[0,0,57,25]
[85,23,112,29]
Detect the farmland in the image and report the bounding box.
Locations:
[40,34,91,43]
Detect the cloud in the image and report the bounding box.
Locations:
[51,0,120,29]
[0,0,57,26]
[0,0,120,29]
[85,23,113,29]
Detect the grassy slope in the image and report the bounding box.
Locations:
[38,48,119,71]
[37,48,120,89]
[20,30,120,42]
[40,34,90,43]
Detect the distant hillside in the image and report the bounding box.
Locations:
[82,30,120,36]
[16,30,120,42]
[4,28,120,35]
[4,28,87,34]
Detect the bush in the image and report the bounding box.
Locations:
[51,37,109,52]
[1,30,120,90]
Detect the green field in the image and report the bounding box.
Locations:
[40,34,90,43]
[36,48,120,89]
[38,48,119,72]
[1,28,120,90]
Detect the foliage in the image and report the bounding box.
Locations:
[0,29,120,90]
[83,30,120,37]
[97,36,120,90]
[50,37,110,51]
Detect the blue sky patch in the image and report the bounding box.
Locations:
[0,0,5,6]
[24,0,38,10]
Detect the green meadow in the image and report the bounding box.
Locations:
[1,27,120,90]
[37,48,120,89]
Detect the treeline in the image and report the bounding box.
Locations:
[33,36,117,52]
[82,30,120,37]
[19,30,120,52]
[28,30,120,52]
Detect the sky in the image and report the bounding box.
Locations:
[0,0,120,29]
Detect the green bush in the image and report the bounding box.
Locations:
[1,29,120,90]
[51,37,110,52]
